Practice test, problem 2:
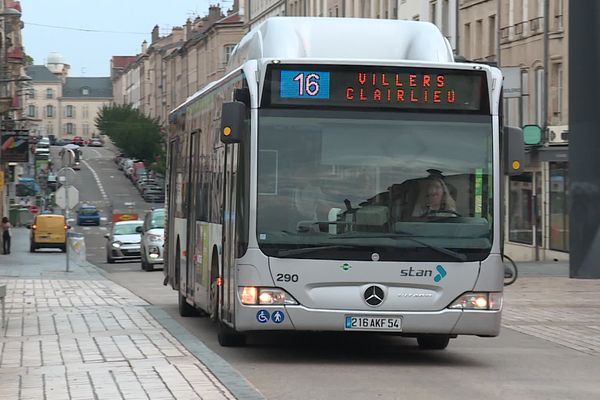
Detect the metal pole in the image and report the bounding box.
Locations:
[65,169,70,272]
[59,149,75,273]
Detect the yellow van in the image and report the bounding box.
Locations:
[29,214,68,252]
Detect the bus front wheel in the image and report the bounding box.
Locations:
[417,335,450,350]
[218,322,246,347]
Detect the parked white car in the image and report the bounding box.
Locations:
[140,208,165,271]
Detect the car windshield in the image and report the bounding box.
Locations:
[150,210,165,229]
[256,109,493,262]
[79,208,98,216]
[113,222,142,235]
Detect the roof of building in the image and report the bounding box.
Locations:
[63,77,113,98]
[111,56,138,70]
[25,65,61,82]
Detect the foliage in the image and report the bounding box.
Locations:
[95,104,165,169]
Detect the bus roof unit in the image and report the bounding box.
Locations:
[227,17,454,71]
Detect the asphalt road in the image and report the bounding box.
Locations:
[70,144,600,400]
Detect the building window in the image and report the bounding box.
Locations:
[65,105,75,118]
[28,88,36,100]
[535,68,544,126]
[224,45,235,65]
[27,105,36,118]
[46,105,54,118]
[549,162,569,252]
[430,1,437,23]
[521,70,529,126]
[552,63,563,119]
[464,23,471,59]
[81,87,90,96]
[488,15,496,59]
[82,123,89,136]
[441,0,449,36]
[65,123,75,135]
[82,105,89,119]
[475,19,483,59]
[509,173,533,244]
[46,88,53,99]
[554,0,564,30]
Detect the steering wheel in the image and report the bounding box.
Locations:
[425,209,462,217]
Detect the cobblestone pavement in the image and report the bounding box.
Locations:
[503,276,600,356]
[0,228,262,400]
[0,278,237,400]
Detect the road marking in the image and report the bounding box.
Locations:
[82,159,109,201]
[86,148,103,158]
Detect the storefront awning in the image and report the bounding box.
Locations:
[528,145,569,163]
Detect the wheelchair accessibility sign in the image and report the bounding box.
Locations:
[256,309,285,324]
[256,310,270,323]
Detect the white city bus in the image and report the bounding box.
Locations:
[164,17,523,349]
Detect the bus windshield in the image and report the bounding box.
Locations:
[256,109,493,262]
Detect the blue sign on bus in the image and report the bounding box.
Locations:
[280,70,330,99]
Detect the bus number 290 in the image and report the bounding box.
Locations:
[276,273,299,282]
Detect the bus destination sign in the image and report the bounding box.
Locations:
[267,65,488,113]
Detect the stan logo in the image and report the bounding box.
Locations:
[340,263,351,271]
[400,265,448,282]
[434,265,447,282]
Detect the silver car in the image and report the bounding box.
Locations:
[105,220,143,263]
[140,208,165,271]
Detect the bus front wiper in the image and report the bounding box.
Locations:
[277,244,360,257]
[336,233,467,262]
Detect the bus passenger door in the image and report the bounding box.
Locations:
[221,142,240,325]
[185,130,200,299]
[165,139,179,289]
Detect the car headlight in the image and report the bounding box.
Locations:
[238,287,298,305]
[449,292,503,310]
[112,241,122,248]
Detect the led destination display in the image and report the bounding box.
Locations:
[266,65,489,113]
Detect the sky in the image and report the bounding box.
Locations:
[19,0,236,77]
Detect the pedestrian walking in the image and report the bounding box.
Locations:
[2,217,11,254]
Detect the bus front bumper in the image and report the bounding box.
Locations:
[234,305,501,337]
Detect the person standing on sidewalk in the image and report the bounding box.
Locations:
[2,217,11,254]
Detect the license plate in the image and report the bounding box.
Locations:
[345,315,402,331]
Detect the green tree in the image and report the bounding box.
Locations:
[95,104,165,169]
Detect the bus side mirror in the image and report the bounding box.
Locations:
[504,126,525,175]
[523,124,543,145]
[220,101,246,144]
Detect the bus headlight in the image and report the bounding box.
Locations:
[449,292,503,310]
[238,287,298,305]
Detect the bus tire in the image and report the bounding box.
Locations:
[417,335,451,350]
[218,322,246,347]
[178,291,197,317]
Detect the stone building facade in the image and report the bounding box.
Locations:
[24,56,112,140]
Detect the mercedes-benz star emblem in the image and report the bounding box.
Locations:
[364,285,385,306]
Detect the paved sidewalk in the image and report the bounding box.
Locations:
[0,228,262,400]
[503,272,600,356]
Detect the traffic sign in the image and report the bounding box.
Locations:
[55,186,79,209]
[29,205,39,215]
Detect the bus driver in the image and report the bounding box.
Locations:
[412,176,457,217]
